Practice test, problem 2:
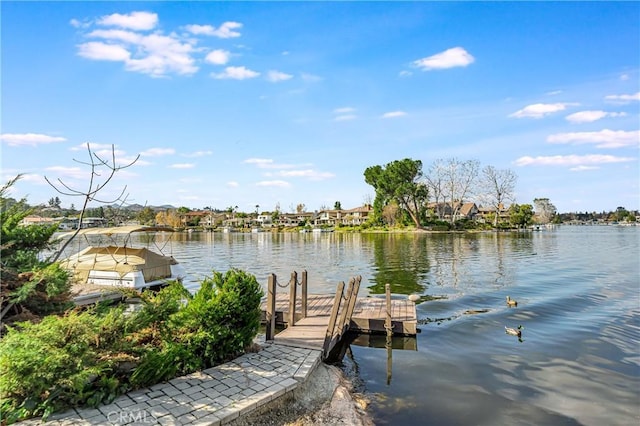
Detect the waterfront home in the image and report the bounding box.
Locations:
[428,201,479,221]
[314,205,373,227]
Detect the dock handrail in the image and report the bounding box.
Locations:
[322,281,345,358]
[322,276,361,359]
[265,270,309,340]
[265,273,277,341]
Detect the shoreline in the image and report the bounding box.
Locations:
[228,362,373,426]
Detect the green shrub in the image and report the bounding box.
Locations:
[0,271,264,422]
[0,307,131,422]
[8,263,73,316]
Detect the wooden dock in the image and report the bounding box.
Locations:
[260,271,417,360]
[261,293,418,337]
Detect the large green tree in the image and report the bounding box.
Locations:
[509,203,534,228]
[364,158,428,228]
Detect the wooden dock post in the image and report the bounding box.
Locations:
[289,271,298,326]
[301,270,308,320]
[385,283,393,385]
[265,274,276,341]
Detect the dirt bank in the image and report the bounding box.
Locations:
[228,362,373,426]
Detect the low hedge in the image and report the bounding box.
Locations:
[0,268,263,423]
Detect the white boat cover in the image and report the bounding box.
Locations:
[59,245,177,284]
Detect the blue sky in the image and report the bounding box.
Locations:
[2,1,639,214]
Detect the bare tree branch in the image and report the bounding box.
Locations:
[46,143,139,262]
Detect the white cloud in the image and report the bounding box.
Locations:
[266,70,293,82]
[244,158,298,170]
[570,165,600,172]
[124,33,198,76]
[182,150,213,157]
[205,49,231,65]
[184,24,215,35]
[509,103,577,119]
[97,11,158,31]
[227,181,239,188]
[141,148,175,156]
[44,166,87,180]
[399,70,412,77]
[70,18,90,29]
[381,111,407,119]
[620,74,629,81]
[211,66,260,80]
[168,163,195,169]
[70,142,114,151]
[413,47,475,71]
[1,133,66,147]
[256,180,291,188]
[78,28,198,76]
[77,41,131,61]
[547,129,640,148]
[565,110,627,123]
[514,154,635,167]
[185,22,242,38]
[87,29,143,44]
[604,92,640,104]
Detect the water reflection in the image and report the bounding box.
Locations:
[366,234,430,295]
[52,227,640,425]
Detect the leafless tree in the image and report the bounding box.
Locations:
[425,159,447,219]
[480,165,517,226]
[382,202,400,226]
[534,198,557,224]
[46,144,139,261]
[441,158,480,224]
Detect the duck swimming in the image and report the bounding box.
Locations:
[506,296,518,307]
[505,325,523,337]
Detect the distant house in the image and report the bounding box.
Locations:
[476,203,510,223]
[339,205,373,226]
[201,212,226,228]
[276,212,315,227]
[180,211,209,227]
[81,217,108,228]
[315,209,343,226]
[427,201,478,221]
[19,215,59,226]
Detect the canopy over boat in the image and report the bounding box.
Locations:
[58,225,176,238]
[57,225,185,290]
[60,245,178,286]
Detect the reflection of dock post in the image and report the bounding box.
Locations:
[301,270,308,320]
[385,283,393,385]
[266,273,276,340]
[289,271,298,326]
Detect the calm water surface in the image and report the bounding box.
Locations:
[87,227,640,425]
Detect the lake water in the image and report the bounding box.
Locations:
[69,226,640,425]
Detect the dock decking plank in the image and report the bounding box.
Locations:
[261,293,417,340]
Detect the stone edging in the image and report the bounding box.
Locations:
[19,342,322,425]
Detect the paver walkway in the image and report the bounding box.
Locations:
[20,341,321,426]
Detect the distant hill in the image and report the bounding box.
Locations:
[109,203,176,211]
